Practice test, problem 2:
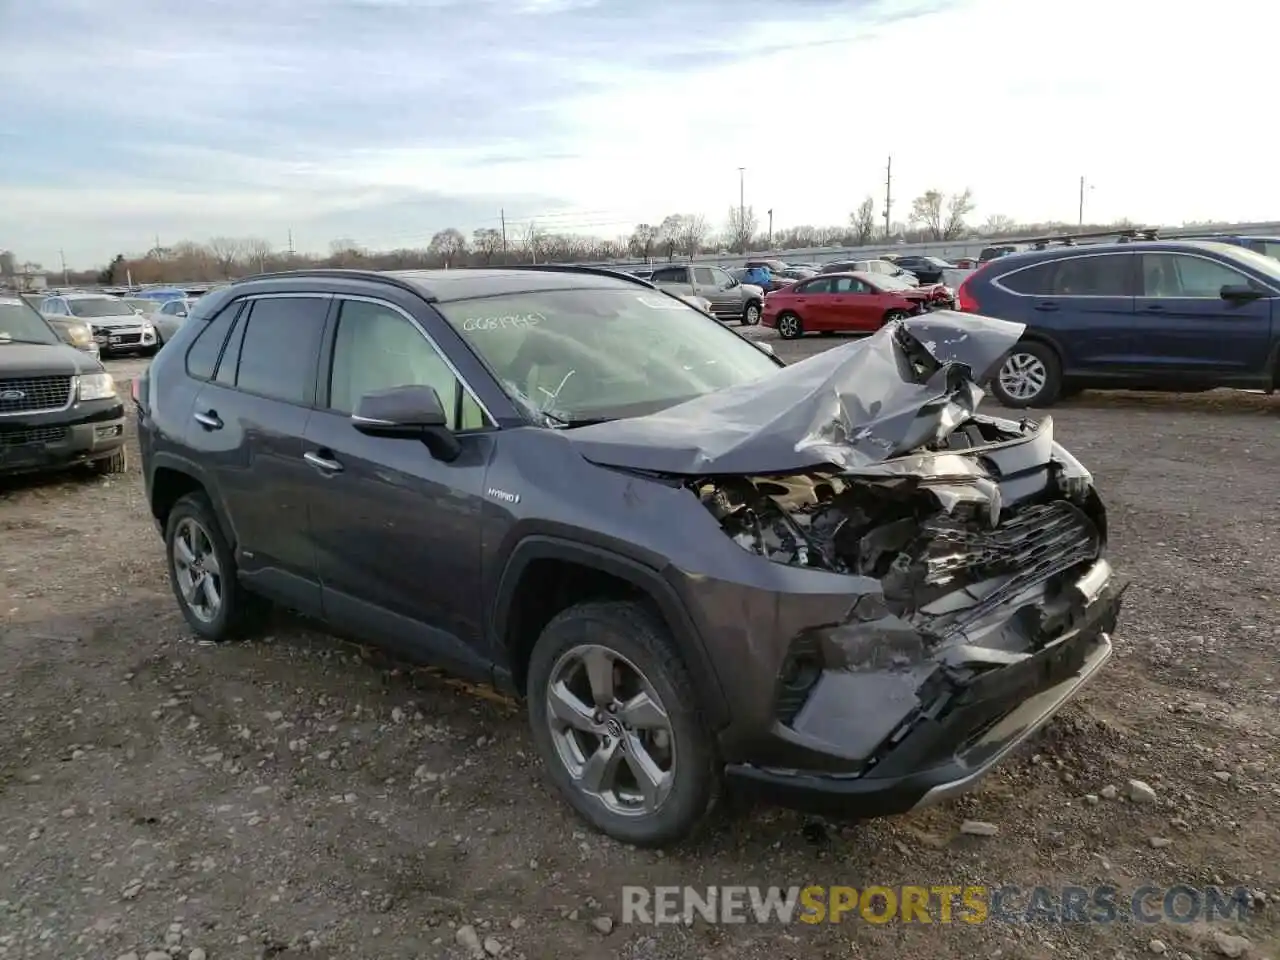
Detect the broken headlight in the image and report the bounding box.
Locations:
[1051,442,1093,502]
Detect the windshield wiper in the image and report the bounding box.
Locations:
[561,416,616,427]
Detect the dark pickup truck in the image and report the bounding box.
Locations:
[0,296,127,476]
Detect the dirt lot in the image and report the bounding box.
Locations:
[1,346,1278,960]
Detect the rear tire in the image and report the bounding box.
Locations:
[526,599,719,847]
[164,492,268,642]
[988,340,1063,408]
[776,312,803,339]
[89,447,127,476]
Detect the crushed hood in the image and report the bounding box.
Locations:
[567,312,1025,476]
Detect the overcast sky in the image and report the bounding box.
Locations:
[2,0,1275,268]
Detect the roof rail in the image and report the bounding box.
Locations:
[231,267,443,302]
[484,263,658,289]
[1018,226,1160,250]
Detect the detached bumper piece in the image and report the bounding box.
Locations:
[726,560,1124,819]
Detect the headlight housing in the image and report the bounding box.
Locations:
[78,372,117,401]
[65,322,93,347]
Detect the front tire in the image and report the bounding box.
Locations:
[526,600,718,847]
[740,301,762,326]
[164,492,267,642]
[988,341,1063,408]
[776,312,803,339]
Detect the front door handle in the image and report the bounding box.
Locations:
[1034,301,1059,312]
[303,450,343,474]
[1139,303,1165,312]
[193,410,222,430]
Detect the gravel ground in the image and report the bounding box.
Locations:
[0,341,1277,960]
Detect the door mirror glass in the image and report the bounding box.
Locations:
[353,385,460,460]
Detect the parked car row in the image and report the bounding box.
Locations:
[20,290,200,357]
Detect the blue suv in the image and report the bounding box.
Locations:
[955,240,1280,407]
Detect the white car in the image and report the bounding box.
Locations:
[40,293,158,355]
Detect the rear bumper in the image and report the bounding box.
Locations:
[724,565,1122,819]
[0,400,126,475]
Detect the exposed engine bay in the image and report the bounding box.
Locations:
[691,415,1104,638]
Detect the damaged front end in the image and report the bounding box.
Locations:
[696,415,1124,813]
[570,313,1123,815]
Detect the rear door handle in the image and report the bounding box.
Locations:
[303,450,343,474]
[193,410,222,430]
[1034,301,1059,312]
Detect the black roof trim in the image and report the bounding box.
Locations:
[483,263,658,289]
[231,268,441,302]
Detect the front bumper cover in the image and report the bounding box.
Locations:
[724,560,1124,819]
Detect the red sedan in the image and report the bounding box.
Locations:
[762,271,955,339]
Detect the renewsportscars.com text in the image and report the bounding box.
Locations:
[621,885,1252,925]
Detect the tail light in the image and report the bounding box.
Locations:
[956,276,980,312]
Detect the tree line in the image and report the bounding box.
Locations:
[4,187,1223,288]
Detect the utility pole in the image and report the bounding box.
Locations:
[287,228,295,256]
[883,155,893,241]
[59,249,68,285]
[767,209,773,247]
[738,167,746,252]
[500,208,508,256]
[1078,176,1086,228]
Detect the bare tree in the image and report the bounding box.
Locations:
[520,221,547,263]
[657,214,684,259]
[206,236,246,277]
[677,215,710,257]
[726,205,758,253]
[851,196,876,245]
[241,237,273,273]
[980,213,1017,237]
[628,223,658,260]
[472,228,504,264]
[943,189,975,240]
[910,189,975,241]
[428,227,468,267]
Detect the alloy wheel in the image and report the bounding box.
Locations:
[998,351,1049,402]
[172,517,223,623]
[544,643,675,817]
[778,315,799,338]
[744,304,761,325]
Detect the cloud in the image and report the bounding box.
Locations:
[2,0,1278,267]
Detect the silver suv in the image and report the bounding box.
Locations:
[648,264,764,325]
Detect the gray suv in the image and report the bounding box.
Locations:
[648,264,764,325]
[134,266,1123,847]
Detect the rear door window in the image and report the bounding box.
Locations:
[651,267,687,283]
[795,278,834,294]
[230,297,329,405]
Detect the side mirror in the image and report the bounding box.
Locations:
[1220,283,1263,302]
[352,385,461,461]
